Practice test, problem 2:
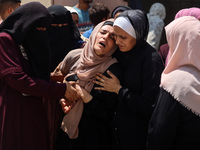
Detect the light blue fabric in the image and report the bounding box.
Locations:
[73,6,93,32]
[82,27,93,38]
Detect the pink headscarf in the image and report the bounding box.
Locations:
[175,7,200,20]
[61,19,117,92]
[60,19,117,139]
[165,7,200,66]
[161,16,200,115]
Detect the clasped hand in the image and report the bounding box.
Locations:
[93,70,122,94]
[62,81,92,114]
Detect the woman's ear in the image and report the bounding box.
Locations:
[8,7,14,14]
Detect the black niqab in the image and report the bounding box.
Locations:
[47,5,81,71]
[0,2,53,80]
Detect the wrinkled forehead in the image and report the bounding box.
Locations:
[100,25,114,33]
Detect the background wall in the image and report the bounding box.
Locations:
[21,0,128,17]
[21,0,52,7]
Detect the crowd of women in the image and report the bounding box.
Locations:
[0,1,200,150]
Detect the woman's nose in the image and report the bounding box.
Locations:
[103,32,110,39]
[115,36,119,44]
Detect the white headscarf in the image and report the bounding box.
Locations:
[114,16,136,39]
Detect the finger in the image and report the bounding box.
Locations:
[93,80,104,86]
[100,78,104,82]
[59,99,64,103]
[107,70,118,80]
[95,76,106,84]
[69,81,76,86]
[63,105,72,114]
[59,99,66,105]
[94,75,102,82]
[96,73,107,80]
[94,86,106,91]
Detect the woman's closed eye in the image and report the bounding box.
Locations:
[119,35,126,39]
[100,29,107,35]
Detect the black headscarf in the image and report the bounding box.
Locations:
[111,5,132,18]
[113,9,149,60]
[118,9,149,48]
[47,5,81,71]
[0,2,53,81]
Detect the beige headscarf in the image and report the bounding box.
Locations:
[161,16,200,115]
[60,19,117,139]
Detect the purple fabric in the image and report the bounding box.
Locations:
[159,43,169,65]
[0,33,66,150]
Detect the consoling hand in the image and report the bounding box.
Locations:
[64,81,81,102]
[75,84,93,103]
[59,98,75,114]
[94,70,122,94]
[50,62,64,82]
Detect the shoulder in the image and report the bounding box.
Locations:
[143,42,160,57]
[141,42,157,56]
[0,32,18,48]
[73,6,81,13]
[62,49,82,64]
[61,49,82,73]
[0,32,13,42]
[141,42,164,68]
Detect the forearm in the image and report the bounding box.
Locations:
[4,71,66,99]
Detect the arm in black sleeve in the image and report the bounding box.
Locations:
[118,52,164,116]
[147,88,180,150]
